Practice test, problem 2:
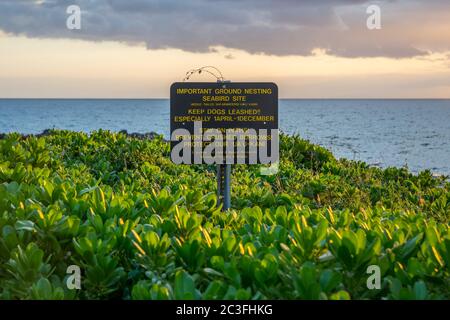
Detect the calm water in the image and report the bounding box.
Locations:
[1,99,449,175]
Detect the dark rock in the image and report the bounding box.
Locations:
[127,131,166,141]
[36,129,53,138]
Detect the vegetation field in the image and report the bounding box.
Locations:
[0,130,449,300]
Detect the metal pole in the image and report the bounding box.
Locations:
[216,79,232,211]
[217,164,231,211]
[217,164,222,205]
[223,164,231,210]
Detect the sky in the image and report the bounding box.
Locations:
[0,0,449,98]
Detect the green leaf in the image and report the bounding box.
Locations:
[425,226,440,246]
[78,186,98,196]
[413,281,428,300]
[15,220,36,232]
[203,280,224,299]
[314,220,328,246]
[329,290,351,300]
[399,233,423,260]
[174,270,197,300]
[203,268,224,278]
[319,270,341,293]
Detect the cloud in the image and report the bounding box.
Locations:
[0,0,449,58]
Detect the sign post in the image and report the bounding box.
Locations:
[216,80,231,211]
[170,81,278,211]
[217,163,231,210]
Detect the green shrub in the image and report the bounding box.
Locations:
[0,130,448,300]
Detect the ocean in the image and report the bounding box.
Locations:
[1,99,449,175]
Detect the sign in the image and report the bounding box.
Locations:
[170,82,278,165]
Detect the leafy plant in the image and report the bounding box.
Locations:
[0,130,448,300]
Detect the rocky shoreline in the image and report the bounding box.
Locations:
[0,129,167,141]
[0,129,447,179]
